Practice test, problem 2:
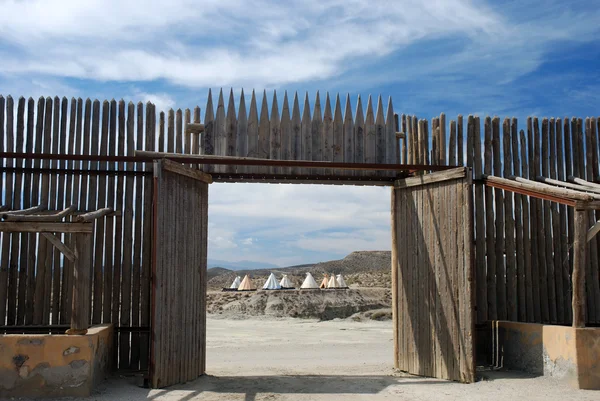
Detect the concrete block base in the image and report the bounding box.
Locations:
[483,321,600,390]
[0,324,113,397]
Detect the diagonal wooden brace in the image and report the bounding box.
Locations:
[42,233,76,262]
[587,220,600,242]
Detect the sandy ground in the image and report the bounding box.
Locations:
[83,316,596,401]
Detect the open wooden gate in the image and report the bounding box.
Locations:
[150,160,211,388]
[391,167,475,383]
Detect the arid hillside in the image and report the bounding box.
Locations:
[208,250,391,291]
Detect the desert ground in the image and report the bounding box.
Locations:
[78,316,596,401]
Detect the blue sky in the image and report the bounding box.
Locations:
[1,0,599,266]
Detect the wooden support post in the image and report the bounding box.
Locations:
[69,231,93,334]
[572,210,587,328]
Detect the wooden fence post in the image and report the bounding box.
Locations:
[572,209,587,327]
[69,231,93,334]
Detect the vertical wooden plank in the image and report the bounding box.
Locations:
[365,96,376,165]
[214,89,226,173]
[589,117,600,323]
[258,90,270,171]
[237,90,248,174]
[541,118,557,323]
[280,91,291,175]
[269,91,280,174]
[423,119,430,167]
[406,115,413,164]
[572,210,587,328]
[375,95,386,166]
[226,90,237,173]
[54,97,68,324]
[385,97,395,167]
[158,111,165,153]
[584,118,599,322]
[512,119,527,322]
[565,117,574,317]
[141,103,155,370]
[457,115,464,166]
[492,116,506,320]
[102,100,117,324]
[81,98,93,326]
[203,90,215,173]
[322,93,333,167]
[184,108,191,159]
[14,97,27,325]
[93,100,108,325]
[534,117,550,322]
[344,94,357,170]
[473,116,486,323]
[130,102,144,369]
[35,97,52,325]
[112,100,125,357]
[439,113,446,165]
[5,96,18,325]
[0,95,7,326]
[464,171,476,382]
[519,129,534,322]
[176,109,183,154]
[301,93,312,175]
[333,94,344,175]
[71,233,93,333]
[354,96,364,173]
[528,117,542,322]
[24,97,37,325]
[503,118,517,321]
[391,189,399,369]
[311,92,322,175]
[120,101,135,369]
[431,118,438,166]
[247,91,258,172]
[550,118,565,323]
[258,91,270,174]
[556,118,571,323]
[449,121,457,166]
[483,116,497,321]
[291,93,301,175]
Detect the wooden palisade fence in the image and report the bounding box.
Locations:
[400,112,600,325]
[0,90,599,372]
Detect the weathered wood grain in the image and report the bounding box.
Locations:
[291,93,302,175]
[365,96,376,165]
[280,92,291,175]
[503,118,517,321]
[269,91,281,174]
[226,89,237,174]
[343,95,354,176]
[333,94,343,175]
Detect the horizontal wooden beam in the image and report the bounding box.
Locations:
[570,176,600,191]
[394,167,467,188]
[2,205,77,222]
[42,233,76,262]
[536,176,600,195]
[513,176,600,200]
[185,123,205,134]
[136,150,457,172]
[0,222,94,233]
[2,205,47,215]
[574,200,600,211]
[160,159,213,184]
[1,166,152,177]
[75,208,114,222]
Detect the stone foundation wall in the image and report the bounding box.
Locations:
[0,324,113,397]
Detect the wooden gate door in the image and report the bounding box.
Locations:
[391,167,475,383]
[150,160,211,388]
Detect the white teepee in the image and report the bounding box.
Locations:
[229,276,242,289]
[327,274,338,288]
[238,274,256,291]
[300,273,319,289]
[336,274,348,288]
[280,274,294,288]
[262,273,281,290]
[320,274,329,289]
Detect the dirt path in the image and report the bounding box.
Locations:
[84,317,595,401]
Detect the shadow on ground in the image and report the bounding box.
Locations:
[141,374,447,401]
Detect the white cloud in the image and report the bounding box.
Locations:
[0,0,504,88]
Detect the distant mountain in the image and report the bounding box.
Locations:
[207,251,391,290]
[207,258,280,271]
